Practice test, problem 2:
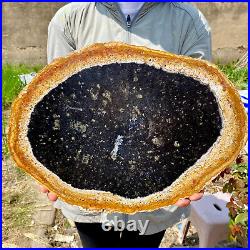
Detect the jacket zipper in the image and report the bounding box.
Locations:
[110,3,153,44]
[126,15,131,43]
[126,15,131,28]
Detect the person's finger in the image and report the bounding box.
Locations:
[189,192,203,201]
[40,186,49,193]
[175,198,190,207]
[47,192,58,202]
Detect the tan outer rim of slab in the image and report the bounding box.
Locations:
[8,42,247,214]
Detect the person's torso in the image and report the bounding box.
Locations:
[58,2,201,55]
[51,2,207,234]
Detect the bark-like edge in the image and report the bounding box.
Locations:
[8,42,247,214]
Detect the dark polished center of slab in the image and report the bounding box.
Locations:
[28,63,222,199]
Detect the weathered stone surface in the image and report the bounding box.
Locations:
[54,233,74,243]
[25,229,51,248]
[33,205,56,226]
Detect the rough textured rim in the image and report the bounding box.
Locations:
[8,42,247,214]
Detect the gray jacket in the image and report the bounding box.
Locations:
[48,2,211,235]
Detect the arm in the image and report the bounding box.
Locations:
[182,32,211,61]
[180,9,212,61]
[47,13,75,63]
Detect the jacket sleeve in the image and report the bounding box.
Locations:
[47,19,76,64]
[180,10,212,61]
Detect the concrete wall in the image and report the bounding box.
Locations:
[2,3,66,65]
[194,2,248,63]
[2,2,248,65]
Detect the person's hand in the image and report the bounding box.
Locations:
[174,192,204,207]
[39,185,58,202]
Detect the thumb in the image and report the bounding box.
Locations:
[47,192,58,202]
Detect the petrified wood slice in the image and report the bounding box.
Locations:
[8,43,247,214]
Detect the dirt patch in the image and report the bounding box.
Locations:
[2,157,36,247]
[2,156,82,248]
[47,210,82,248]
[160,222,199,248]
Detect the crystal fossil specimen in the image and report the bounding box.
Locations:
[8,43,247,214]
